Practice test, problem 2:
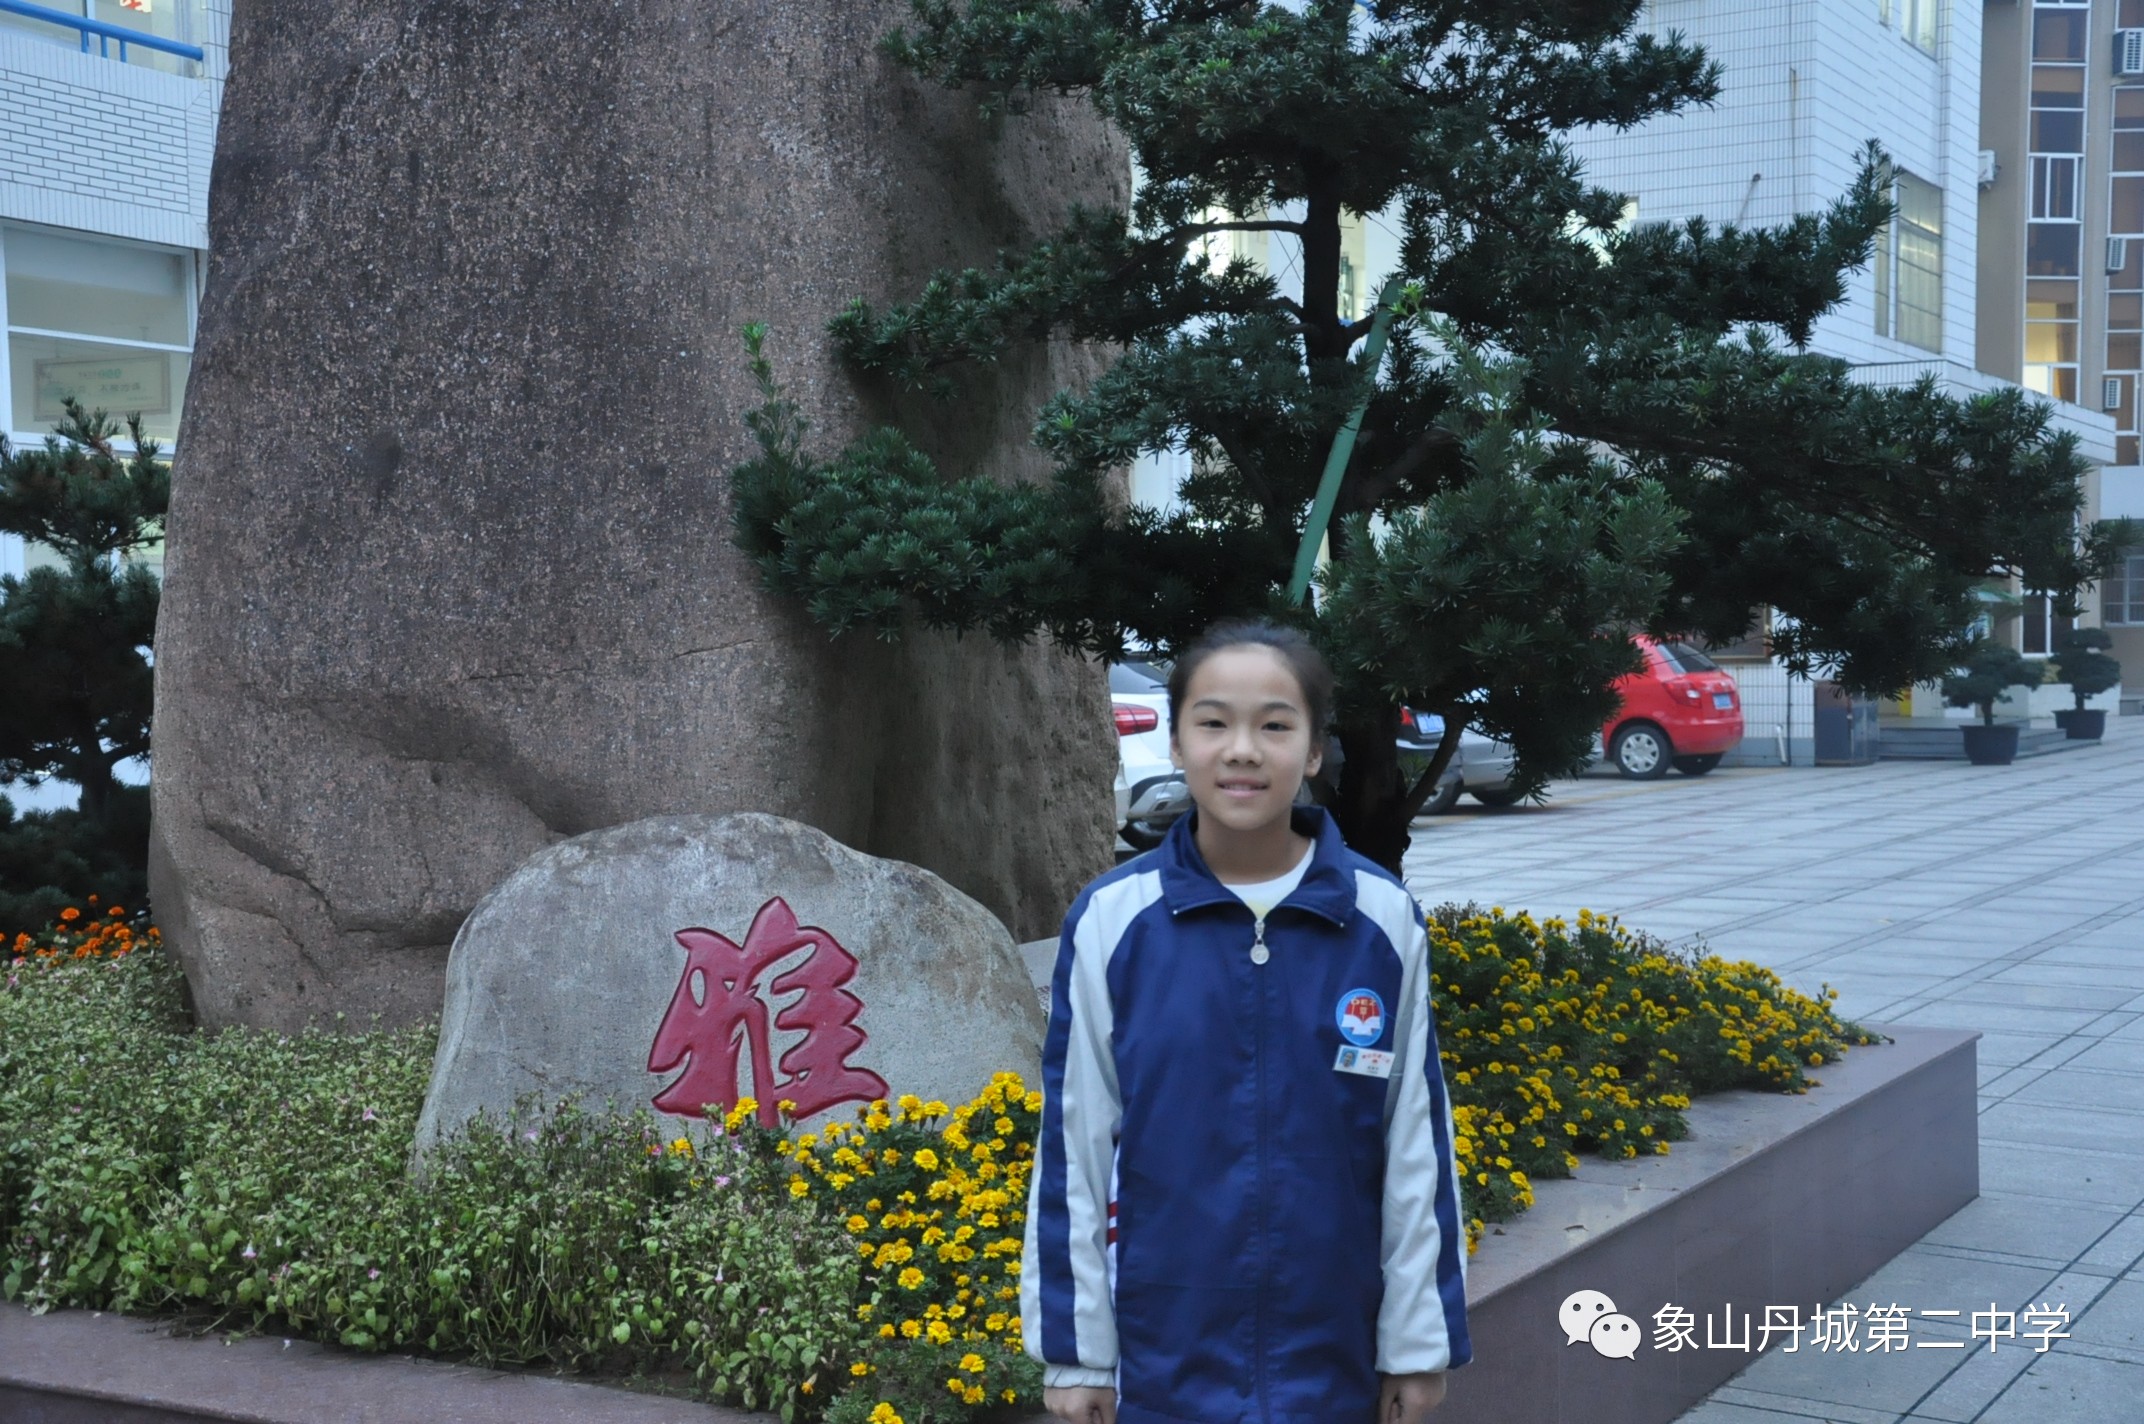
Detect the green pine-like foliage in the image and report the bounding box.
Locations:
[0,401,166,930]
[733,0,2126,869]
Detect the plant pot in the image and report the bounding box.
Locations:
[1961,723,2020,765]
[2053,708,2107,741]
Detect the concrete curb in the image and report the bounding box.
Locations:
[0,1027,1975,1424]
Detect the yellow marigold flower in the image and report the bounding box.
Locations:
[847,1214,870,1234]
[898,1320,920,1338]
[851,1361,873,1376]
[868,1404,903,1424]
[925,1100,951,1117]
[723,1098,759,1131]
[927,1320,954,1344]
[914,1148,940,1170]
[789,1178,810,1198]
[960,1352,986,1373]
[898,1267,925,1289]
[964,1386,986,1405]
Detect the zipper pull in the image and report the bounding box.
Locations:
[1250,916,1270,965]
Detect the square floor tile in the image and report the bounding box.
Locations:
[1974,1142,2144,1210]
[1919,1196,2131,1264]
[1973,1345,2144,1423]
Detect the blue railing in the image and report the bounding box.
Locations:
[0,0,205,65]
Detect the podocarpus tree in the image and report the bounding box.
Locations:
[733,0,2125,873]
[0,401,165,929]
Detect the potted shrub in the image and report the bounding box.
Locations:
[1941,640,2041,765]
[2051,627,2121,741]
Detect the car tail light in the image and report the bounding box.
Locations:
[1667,678,1703,704]
[1113,703,1160,736]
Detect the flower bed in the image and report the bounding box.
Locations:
[2,903,1868,1424]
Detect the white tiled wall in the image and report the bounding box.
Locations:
[1570,0,1982,372]
[0,2,227,251]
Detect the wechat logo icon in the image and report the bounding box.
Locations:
[1560,1288,1642,1360]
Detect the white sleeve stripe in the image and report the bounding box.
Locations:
[1357,872,1466,1374]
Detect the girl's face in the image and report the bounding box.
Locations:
[1170,645,1323,838]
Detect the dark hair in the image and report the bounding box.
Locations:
[1166,620,1335,739]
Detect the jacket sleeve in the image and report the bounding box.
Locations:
[1376,902,1473,1374]
[1021,900,1122,1390]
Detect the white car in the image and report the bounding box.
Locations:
[1111,661,1190,849]
[1399,708,1521,814]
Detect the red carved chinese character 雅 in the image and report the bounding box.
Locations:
[647,896,887,1127]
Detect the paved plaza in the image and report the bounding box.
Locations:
[1402,723,2144,1424]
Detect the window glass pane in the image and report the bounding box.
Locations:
[2033,66,2086,108]
[0,1,86,49]
[2030,222,2083,274]
[2023,596,2050,655]
[2034,11,2087,59]
[2122,435,2141,466]
[2026,321,2080,363]
[2035,156,2081,219]
[2032,110,2085,151]
[2120,89,2144,127]
[2125,0,2144,27]
[2111,292,2143,328]
[2110,333,2142,369]
[1663,643,1720,672]
[3,229,189,345]
[8,333,190,443]
[92,0,195,75]
[2116,177,2144,235]
[1893,174,1942,351]
[2029,277,2080,316]
[2051,366,2080,402]
[2117,132,2144,173]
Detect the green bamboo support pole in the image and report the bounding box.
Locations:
[1287,276,1405,605]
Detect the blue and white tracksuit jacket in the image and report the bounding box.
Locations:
[1021,807,1471,1424]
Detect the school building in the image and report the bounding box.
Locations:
[0,0,228,809]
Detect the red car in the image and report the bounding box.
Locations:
[1602,637,1744,778]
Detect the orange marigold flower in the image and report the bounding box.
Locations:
[58,908,81,923]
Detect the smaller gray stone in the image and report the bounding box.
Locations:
[414,813,1044,1151]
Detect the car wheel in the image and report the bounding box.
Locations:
[1610,723,1672,779]
[1120,820,1168,851]
[1470,786,1528,807]
[1673,753,1723,776]
[1416,776,1463,817]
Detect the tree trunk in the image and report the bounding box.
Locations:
[1330,714,1413,876]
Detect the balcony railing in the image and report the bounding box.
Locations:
[0,0,205,66]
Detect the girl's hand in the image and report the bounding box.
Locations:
[1043,1386,1117,1423]
[1377,1371,1448,1421]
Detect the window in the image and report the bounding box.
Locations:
[2108,549,2144,625]
[0,0,201,75]
[1659,643,1722,674]
[1874,169,1944,351]
[2033,154,2083,220]
[1901,0,1939,53]
[2025,278,2081,403]
[3,227,194,448]
[2020,594,2076,655]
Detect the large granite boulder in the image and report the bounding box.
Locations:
[151,0,1122,1030]
[414,812,1044,1150]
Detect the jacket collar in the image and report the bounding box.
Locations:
[1157,804,1357,925]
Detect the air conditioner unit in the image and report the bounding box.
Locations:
[2110,235,2131,274]
[2119,29,2144,77]
[1978,149,1999,188]
[2106,377,2125,411]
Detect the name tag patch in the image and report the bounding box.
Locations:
[1333,1045,1394,1079]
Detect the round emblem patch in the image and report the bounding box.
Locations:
[1335,987,1386,1047]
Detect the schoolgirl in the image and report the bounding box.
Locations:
[1022,619,1471,1424]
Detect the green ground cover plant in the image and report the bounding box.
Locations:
[4,903,1869,1424]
